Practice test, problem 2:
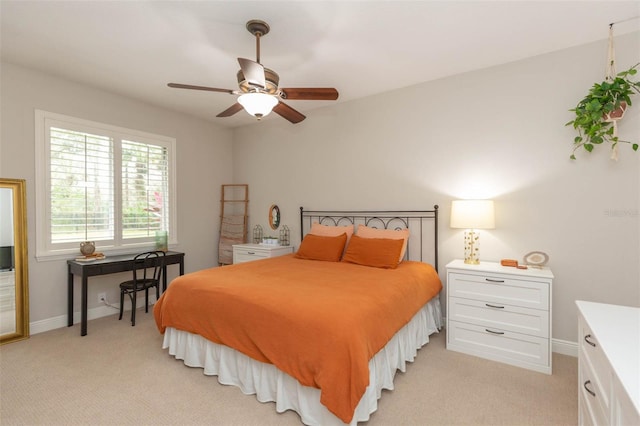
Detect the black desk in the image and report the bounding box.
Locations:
[67,251,185,336]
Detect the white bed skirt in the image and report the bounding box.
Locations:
[162,295,443,425]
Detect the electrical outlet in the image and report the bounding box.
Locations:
[97,292,106,304]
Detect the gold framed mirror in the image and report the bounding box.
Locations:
[0,178,29,345]
[269,204,280,230]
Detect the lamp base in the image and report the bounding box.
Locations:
[463,229,481,265]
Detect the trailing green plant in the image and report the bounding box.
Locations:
[566,63,640,160]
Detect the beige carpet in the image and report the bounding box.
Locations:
[0,310,577,425]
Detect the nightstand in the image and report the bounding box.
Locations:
[232,243,294,264]
[446,259,554,374]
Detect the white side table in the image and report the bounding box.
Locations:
[232,243,294,264]
[446,259,554,374]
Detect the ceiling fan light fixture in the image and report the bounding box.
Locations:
[238,92,278,119]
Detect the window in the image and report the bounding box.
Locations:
[35,110,176,259]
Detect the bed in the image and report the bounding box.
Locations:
[154,207,442,425]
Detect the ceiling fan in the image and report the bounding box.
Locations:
[168,20,339,124]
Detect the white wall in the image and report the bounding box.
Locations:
[232,32,640,344]
[0,62,234,326]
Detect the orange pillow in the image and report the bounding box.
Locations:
[342,235,405,269]
[295,233,347,262]
[356,224,409,263]
[310,222,354,243]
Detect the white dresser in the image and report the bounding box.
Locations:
[232,243,294,264]
[576,301,640,426]
[446,259,553,374]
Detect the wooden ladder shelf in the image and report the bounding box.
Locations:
[218,184,249,265]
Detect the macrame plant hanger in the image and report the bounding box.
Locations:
[604,23,628,161]
[606,24,619,160]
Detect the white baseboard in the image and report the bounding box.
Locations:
[552,338,578,358]
[30,296,157,335]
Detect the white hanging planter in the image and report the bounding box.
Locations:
[566,23,640,160]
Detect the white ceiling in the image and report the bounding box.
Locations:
[1,1,639,128]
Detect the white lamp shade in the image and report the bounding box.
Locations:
[450,199,495,229]
[238,93,278,118]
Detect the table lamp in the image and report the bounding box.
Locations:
[450,199,495,264]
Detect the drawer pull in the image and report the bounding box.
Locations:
[247,252,255,255]
[584,334,596,347]
[485,303,505,309]
[485,278,505,283]
[583,380,596,397]
[485,328,505,335]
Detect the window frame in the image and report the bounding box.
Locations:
[35,110,177,261]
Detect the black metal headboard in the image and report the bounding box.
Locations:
[300,206,439,271]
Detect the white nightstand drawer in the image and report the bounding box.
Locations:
[234,251,269,263]
[449,273,549,311]
[449,296,549,338]
[232,244,294,264]
[447,320,550,370]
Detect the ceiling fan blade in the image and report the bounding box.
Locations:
[216,103,244,118]
[280,88,339,101]
[273,101,306,124]
[168,83,235,94]
[238,58,266,89]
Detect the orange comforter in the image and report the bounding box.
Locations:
[154,254,441,423]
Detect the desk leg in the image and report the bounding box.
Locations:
[81,276,88,336]
[68,270,74,327]
[162,266,168,293]
[161,258,184,292]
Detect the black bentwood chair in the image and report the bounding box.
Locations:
[119,251,166,326]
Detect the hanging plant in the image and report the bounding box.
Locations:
[566,24,640,160]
